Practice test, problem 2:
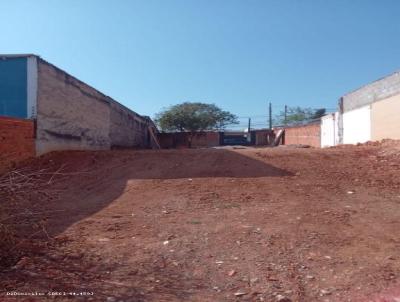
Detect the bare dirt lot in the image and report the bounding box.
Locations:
[1,142,400,302]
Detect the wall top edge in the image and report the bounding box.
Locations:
[0,54,39,59]
[341,70,400,99]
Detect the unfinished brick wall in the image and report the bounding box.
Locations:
[283,123,321,147]
[158,132,221,148]
[0,116,35,172]
[192,132,220,148]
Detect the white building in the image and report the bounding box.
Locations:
[321,70,400,147]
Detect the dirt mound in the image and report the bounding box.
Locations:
[1,146,400,301]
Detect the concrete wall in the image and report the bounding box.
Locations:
[35,58,154,155]
[341,71,400,113]
[36,59,111,155]
[27,56,38,119]
[371,94,400,140]
[109,101,150,149]
[342,105,371,144]
[0,116,35,172]
[283,123,321,147]
[339,71,400,144]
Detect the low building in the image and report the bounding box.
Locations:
[0,54,156,160]
[338,70,400,144]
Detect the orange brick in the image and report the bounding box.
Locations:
[0,116,35,171]
[284,123,321,148]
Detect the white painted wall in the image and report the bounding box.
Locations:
[321,112,339,147]
[27,56,38,119]
[342,106,371,144]
[333,112,340,146]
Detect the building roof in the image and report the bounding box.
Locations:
[0,54,39,59]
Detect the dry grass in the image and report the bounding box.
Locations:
[0,164,83,268]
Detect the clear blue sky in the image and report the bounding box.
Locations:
[1,0,400,128]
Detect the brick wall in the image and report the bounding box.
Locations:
[192,132,220,148]
[158,132,221,148]
[0,116,35,172]
[109,100,152,149]
[283,123,321,147]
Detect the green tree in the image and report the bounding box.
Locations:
[311,108,326,120]
[155,102,238,132]
[155,102,238,148]
[277,107,326,125]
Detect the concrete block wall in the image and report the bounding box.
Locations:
[36,59,110,155]
[109,101,150,149]
[283,123,321,147]
[341,71,400,113]
[35,58,154,155]
[339,71,400,143]
[0,116,35,171]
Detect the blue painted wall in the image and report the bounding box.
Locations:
[0,57,27,118]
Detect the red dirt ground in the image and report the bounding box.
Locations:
[1,142,400,302]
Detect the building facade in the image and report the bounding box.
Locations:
[319,70,400,147]
[0,54,156,156]
[338,70,400,144]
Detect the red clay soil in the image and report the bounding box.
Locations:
[1,142,400,302]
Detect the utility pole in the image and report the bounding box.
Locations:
[284,105,288,125]
[269,102,272,129]
[247,117,251,143]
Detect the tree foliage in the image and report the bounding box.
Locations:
[155,102,238,132]
[276,107,326,125]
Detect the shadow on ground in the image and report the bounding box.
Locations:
[37,148,291,229]
[0,148,292,300]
